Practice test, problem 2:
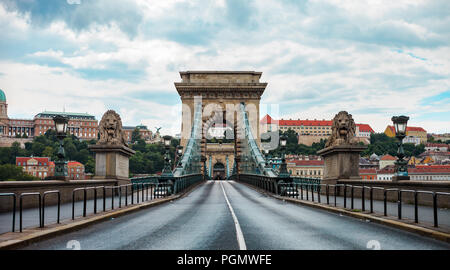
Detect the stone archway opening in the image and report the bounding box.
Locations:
[213,162,226,180]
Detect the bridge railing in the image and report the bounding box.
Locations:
[236,174,450,228]
[1,173,204,233]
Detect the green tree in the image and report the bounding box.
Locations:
[32,142,47,156]
[0,164,38,181]
[85,156,95,174]
[42,146,54,158]
[131,127,141,144]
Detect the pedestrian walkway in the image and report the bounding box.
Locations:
[0,191,159,234]
[285,191,450,230]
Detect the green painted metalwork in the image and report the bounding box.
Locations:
[292,177,321,191]
[236,103,277,177]
[173,98,203,177]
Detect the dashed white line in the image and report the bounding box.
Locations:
[219,181,247,250]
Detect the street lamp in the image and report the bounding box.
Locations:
[264,149,271,168]
[278,134,291,179]
[201,155,207,181]
[161,135,174,179]
[176,145,183,168]
[53,115,69,180]
[391,115,410,181]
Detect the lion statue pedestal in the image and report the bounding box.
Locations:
[88,110,135,185]
[317,111,367,189]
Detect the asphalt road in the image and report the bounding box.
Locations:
[22,181,450,250]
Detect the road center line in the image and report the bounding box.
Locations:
[219,181,247,250]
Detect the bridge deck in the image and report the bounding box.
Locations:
[14,181,450,250]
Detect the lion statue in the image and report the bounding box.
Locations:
[325,111,358,147]
[98,110,128,147]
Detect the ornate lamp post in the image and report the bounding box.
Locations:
[264,149,271,168]
[201,155,207,181]
[176,145,183,168]
[161,135,174,179]
[53,115,69,180]
[278,134,291,179]
[392,115,410,181]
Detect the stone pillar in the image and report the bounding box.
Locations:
[317,145,367,185]
[88,144,136,186]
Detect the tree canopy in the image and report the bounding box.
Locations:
[361,133,425,157]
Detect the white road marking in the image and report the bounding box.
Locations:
[219,181,247,250]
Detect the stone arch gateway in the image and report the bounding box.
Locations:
[175,71,268,178]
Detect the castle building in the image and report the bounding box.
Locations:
[123,125,153,143]
[260,114,375,146]
[0,89,98,142]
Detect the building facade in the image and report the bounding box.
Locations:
[287,159,324,179]
[425,143,449,152]
[16,157,54,179]
[123,125,153,143]
[260,114,375,146]
[376,166,395,180]
[408,165,450,181]
[385,125,427,143]
[359,168,377,180]
[0,89,99,140]
[402,136,421,146]
[67,161,85,180]
[34,111,98,139]
[379,154,397,169]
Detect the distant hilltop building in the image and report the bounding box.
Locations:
[384,125,427,144]
[123,125,153,143]
[0,89,98,141]
[429,133,450,142]
[260,114,374,146]
[0,88,151,146]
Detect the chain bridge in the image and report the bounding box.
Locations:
[1,71,449,250]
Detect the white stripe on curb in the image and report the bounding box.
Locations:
[219,181,247,250]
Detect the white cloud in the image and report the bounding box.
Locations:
[0,0,449,135]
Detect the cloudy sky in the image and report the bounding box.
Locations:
[0,0,449,135]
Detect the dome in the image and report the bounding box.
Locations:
[370,153,379,161]
[0,89,5,102]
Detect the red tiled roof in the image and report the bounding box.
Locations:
[68,161,83,167]
[380,154,396,161]
[260,114,276,124]
[419,151,450,156]
[262,115,373,130]
[416,165,450,169]
[359,168,377,174]
[409,166,450,173]
[279,119,332,126]
[387,125,426,133]
[377,165,395,174]
[356,124,375,133]
[426,143,449,148]
[407,126,427,132]
[290,160,324,166]
[16,157,51,164]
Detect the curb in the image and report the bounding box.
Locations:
[238,181,450,244]
[0,181,205,250]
